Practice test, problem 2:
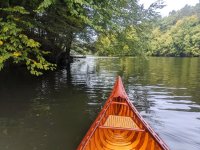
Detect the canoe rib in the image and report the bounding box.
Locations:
[77,76,169,150]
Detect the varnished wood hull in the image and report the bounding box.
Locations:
[77,77,169,150]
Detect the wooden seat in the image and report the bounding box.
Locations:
[99,115,144,131]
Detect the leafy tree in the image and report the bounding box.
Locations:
[95,25,144,56]
[0,6,56,75]
[95,0,165,56]
[149,15,200,57]
[0,0,141,74]
[159,2,200,31]
[1,0,163,74]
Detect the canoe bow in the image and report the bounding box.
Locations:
[77,76,169,150]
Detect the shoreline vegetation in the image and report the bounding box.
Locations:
[0,0,200,75]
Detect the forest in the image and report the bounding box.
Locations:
[96,2,200,57]
[0,0,200,75]
[149,3,200,57]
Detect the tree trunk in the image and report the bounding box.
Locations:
[56,32,74,66]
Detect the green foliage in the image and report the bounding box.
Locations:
[0,0,180,75]
[1,0,131,74]
[149,15,200,57]
[96,25,145,56]
[148,2,200,57]
[0,6,30,14]
[159,3,200,31]
[0,6,56,75]
[37,0,56,11]
[94,0,165,57]
[33,0,148,59]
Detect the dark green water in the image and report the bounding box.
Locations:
[0,57,200,150]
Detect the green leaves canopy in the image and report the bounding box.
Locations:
[149,15,200,57]
[0,0,142,74]
[0,6,56,75]
[95,25,145,56]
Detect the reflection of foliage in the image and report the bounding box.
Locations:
[130,88,150,112]
[94,57,200,104]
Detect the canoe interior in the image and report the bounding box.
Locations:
[81,98,164,150]
[77,77,169,150]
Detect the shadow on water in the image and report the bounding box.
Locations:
[0,64,90,150]
[0,57,200,150]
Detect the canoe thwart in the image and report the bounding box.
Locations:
[99,115,144,131]
[111,101,128,106]
[99,126,145,131]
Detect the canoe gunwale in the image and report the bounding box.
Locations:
[126,96,169,150]
[78,100,113,149]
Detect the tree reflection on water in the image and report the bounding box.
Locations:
[0,57,200,150]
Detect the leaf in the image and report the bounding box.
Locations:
[0,40,3,46]
[13,52,22,57]
[0,6,29,14]
[37,0,56,12]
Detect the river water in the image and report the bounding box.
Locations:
[0,57,200,150]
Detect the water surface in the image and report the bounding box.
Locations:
[0,57,200,150]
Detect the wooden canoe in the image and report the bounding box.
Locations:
[77,76,169,150]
